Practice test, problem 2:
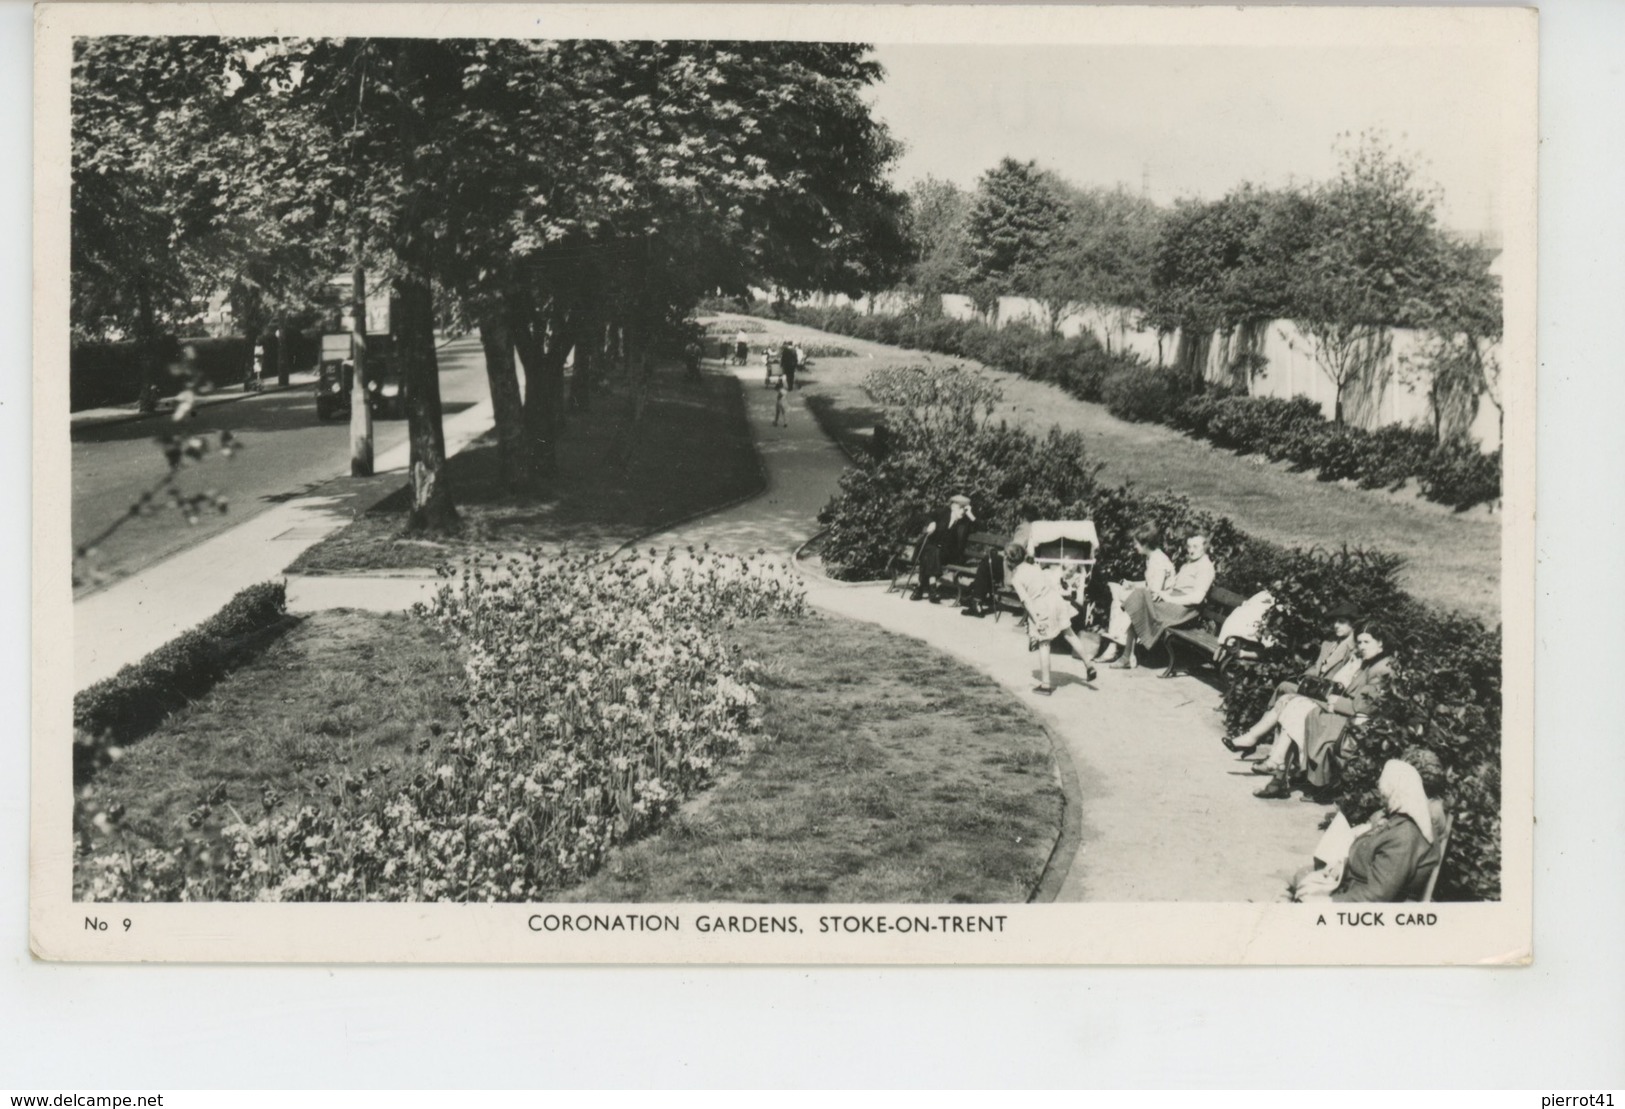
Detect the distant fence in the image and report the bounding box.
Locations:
[70,333,320,412]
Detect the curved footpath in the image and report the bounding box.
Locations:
[254,352,1330,901]
[650,359,1330,903]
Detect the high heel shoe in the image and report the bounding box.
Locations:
[1221,733,1251,753]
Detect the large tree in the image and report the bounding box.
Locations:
[962,158,1067,324]
[1290,135,1451,425]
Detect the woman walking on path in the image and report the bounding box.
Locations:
[1006,541,1097,695]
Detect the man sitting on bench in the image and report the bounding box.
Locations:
[911,494,975,603]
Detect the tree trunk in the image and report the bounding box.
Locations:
[349,263,374,476]
[477,314,529,490]
[136,283,159,412]
[397,276,459,534]
[275,322,290,387]
[508,299,560,479]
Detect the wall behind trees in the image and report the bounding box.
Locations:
[937,293,1503,449]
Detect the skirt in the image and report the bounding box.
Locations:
[1122,589,1197,648]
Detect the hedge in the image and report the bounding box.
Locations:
[818,363,1502,901]
[73,581,290,776]
[785,303,1501,511]
[71,333,320,411]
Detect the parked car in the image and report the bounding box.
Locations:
[315,353,403,421]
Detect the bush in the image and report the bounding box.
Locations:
[786,302,1502,510]
[818,365,1102,579]
[70,334,319,411]
[1418,438,1502,511]
[1102,366,1185,424]
[820,363,1503,900]
[73,581,289,771]
[78,551,809,902]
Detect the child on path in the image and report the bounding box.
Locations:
[772,376,788,427]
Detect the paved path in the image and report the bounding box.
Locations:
[648,353,1331,903]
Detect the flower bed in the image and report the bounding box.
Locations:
[787,303,1500,511]
[78,549,809,902]
[818,363,1502,900]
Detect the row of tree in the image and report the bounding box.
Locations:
[72,37,911,530]
[891,137,1503,429]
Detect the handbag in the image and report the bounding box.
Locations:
[1295,674,1344,703]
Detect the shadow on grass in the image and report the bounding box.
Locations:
[288,368,764,574]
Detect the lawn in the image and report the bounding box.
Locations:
[557,612,1066,903]
[716,313,1500,623]
[77,607,1066,904]
[74,610,463,897]
[288,366,763,574]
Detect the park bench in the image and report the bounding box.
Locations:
[1159,584,1259,681]
[1407,814,1454,903]
[885,530,1021,620]
[942,531,1022,620]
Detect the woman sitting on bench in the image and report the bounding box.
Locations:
[1294,758,1442,902]
[1006,541,1097,695]
[1249,624,1395,802]
[1111,533,1215,669]
[1093,522,1175,663]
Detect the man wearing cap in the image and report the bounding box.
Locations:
[910,494,975,603]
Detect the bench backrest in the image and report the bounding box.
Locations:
[1193,583,1247,631]
[1410,814,1454,903]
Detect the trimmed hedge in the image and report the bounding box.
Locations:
[787,303,1501,511]
[73,581,290,773]
[819,364,1502,901]
[71,334,320,411]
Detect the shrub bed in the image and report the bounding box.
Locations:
[73,581,290,776]
[820,363,1503,900]
[785,304,1501,510]
[79,550,809,902]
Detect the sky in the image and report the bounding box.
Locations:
[867,43,1511,234]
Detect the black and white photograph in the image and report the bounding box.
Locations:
[33,3,1535,963]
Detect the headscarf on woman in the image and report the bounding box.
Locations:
[1378,758,1434,843]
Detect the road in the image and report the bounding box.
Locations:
[71,334,490,597]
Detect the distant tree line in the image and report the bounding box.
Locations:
[891,135,1503,434]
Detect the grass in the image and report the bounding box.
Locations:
[559,613,1064,903]
[76,607,1066,903]
[288,367,763,574]
[74,611,462,896]
[719,312,1500,623]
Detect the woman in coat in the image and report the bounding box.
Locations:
[1007,541,1097,695]
[1253,625,1395,801]
[1225,601,1362,755]
[1296,759,1441,903]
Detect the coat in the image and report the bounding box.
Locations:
[1330,813,1432,903]
[1274,635,1357,699]
[1303,655,1394,787]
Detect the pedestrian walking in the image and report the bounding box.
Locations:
[772,376,788,427]
[734,329,749,367]
[781,340,798,391]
